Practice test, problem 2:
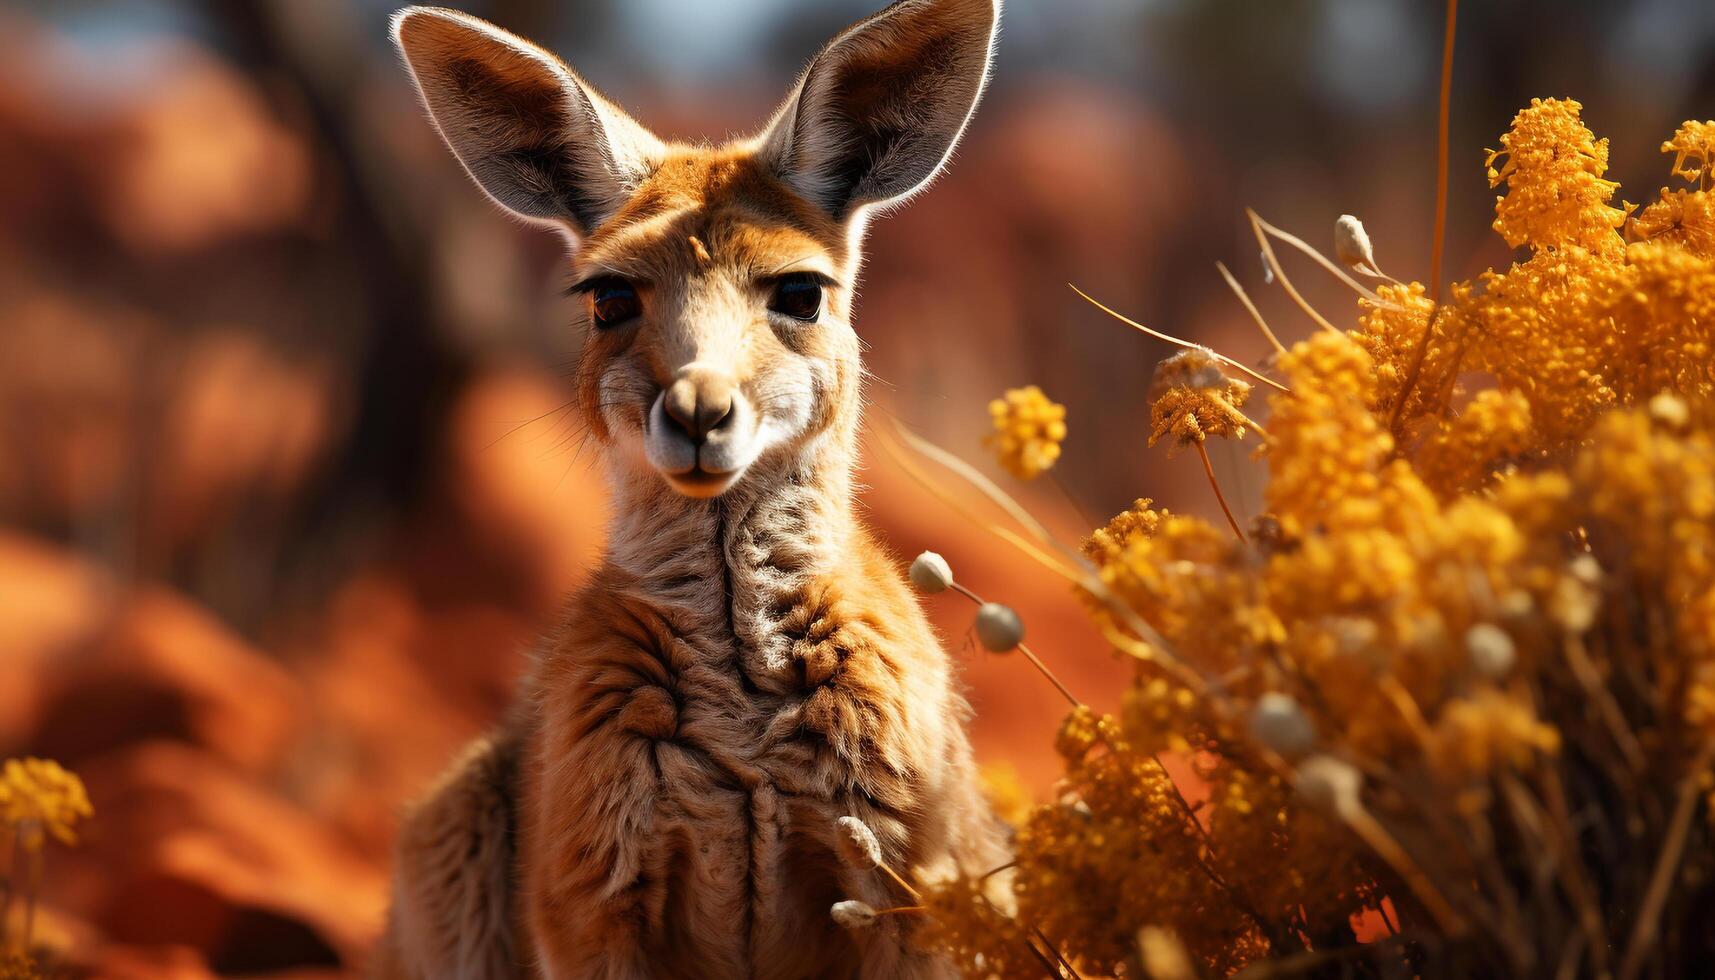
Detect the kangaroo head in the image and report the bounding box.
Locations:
[393,1,998,499]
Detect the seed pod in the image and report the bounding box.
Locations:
[1465,623,1516,678]
[1649,391,1690,430]
[835,816,882,871]
[1248,692,1316,756]
[1335,214,1381,275]
[974,603,1024,652]
[831,900,877,929]
[1296,754,1362,816]
[1136,926,1197,980]
[908,551,954,594]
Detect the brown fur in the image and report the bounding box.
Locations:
[377,3,1004,977]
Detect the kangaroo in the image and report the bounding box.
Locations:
[374,2,1006,977]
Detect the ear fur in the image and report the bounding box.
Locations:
[391,6,664,235]
[759,0,1000,220]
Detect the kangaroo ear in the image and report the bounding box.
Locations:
[391,6,663,236]
[759,0,999,221]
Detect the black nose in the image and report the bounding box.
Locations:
[662,369,735,442]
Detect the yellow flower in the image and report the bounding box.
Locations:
[1082,498,1169,569]
[1662,119,1715,190]
[985,385,1067,480]
[1486,97,1627,257]
[3,757,93,850]
[1146,348,1253,451]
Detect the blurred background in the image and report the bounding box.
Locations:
[1,0,1711,973]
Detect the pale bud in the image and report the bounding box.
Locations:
[1335,214,1380,275]
[1248,692,1316,756]
[834,816,882,871]
[975,602,1024,652]
[1465,623,1516,678]
[1296,754,1362,816]
[1136,926,1197,980]
[1550,556,1602,633]
[831,900,878,929]
[908,551,954,594]
[1649,391,1690,430]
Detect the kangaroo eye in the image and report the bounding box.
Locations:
[590,279,641,328]
[768,273,823,322]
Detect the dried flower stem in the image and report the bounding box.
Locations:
[878,862,922,902]
[1339,805,1464,936]
[1195,441,1247,543]
[1246,210,1339,335]
[1049,470,1096,531]
[1389,0,1459,435]
[948,582,1082,707]
[873,904,926,918]
[1617,737,1715,980]
[22,847,41,953]
[1070,284,1290,393]
[1,826,12,951]
[1431,0,1457,304]
[1216,260,1288,355]
[1209,391,1271,441]
[1248,212,1395,308]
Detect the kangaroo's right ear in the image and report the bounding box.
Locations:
[391,6,663,236]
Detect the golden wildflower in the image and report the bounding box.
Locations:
[1413,387,1534,496]
[2,757,92,850]
[1486,97,1626,256]
[985,385,1066,479]
[1428,690,1560,780]
[921,105,1715,979]
[1631,188,1715,257]
[1147,348,1253,451]
[1082,497,1168,568]
[1662,119,1715,190]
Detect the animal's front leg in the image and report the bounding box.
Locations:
[523,667,681,980]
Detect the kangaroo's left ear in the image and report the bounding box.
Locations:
[759,0,1000,221]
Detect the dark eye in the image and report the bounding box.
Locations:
[768,273,823,322]
[590,279,641,328]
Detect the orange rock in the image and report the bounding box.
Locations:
[32,588,303,774]
[46,742,386,974]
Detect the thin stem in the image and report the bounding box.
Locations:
[1048,470,1096,532]
[879,861,922,902]
[1246,209,1340,335]
[1070,284,1290,393]
[1249,213,1396,308]
[1,826,13,952]
[1195,441,1247,543]
[1389,0,1459,434]
[1431,0,1457,306]
[1018,643,1081,708]
[873,905,926,917]
[23,846,41,954]
[948,583,1082,707]
[1216,260,1288,355]
[1617,737,1715,980]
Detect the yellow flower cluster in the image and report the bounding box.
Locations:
[921,102,1715,977]
[1146,349,1254,451]
[1486,97,1627,256]
[985,385,1068,480]
[1663,119,1715,190]
[2,757,92,850]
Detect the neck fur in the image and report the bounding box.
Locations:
[600,426,858,671]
